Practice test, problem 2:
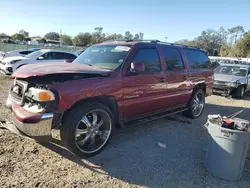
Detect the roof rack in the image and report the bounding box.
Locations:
[102,39,200,49]
[103,39,161,43]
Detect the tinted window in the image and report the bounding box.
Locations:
[132,48,161,72]
[19,50,33,55]
[184,49,211,69]
[65,53,77,60]
[42,52,65,60]
[163,47,184,71]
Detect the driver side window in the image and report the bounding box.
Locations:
[40,52,51,60]
[131,48,161,72]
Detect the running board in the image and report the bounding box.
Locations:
[120,107,188,128]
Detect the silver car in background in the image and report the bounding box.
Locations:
[213,64,250,98]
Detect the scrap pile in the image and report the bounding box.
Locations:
[207,110,249,132]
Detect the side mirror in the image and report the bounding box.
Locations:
[37,56,44,60]
[128,62,145,75]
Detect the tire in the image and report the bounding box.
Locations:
[233,85,245,99]
[185,89,205,119]
[60,102,114,158]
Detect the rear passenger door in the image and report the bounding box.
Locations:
[183,48,213,92]
[121,48,168,119]
[163,46,191,106]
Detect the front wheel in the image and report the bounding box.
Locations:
[60,102,114,158]
[233,85,245,99]
[186,89,205,119]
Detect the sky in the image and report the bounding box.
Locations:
[0,0,250,42]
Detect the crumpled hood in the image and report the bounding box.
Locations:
[214,73,245,82]
[12,63,111,78]
[2,56,27,63]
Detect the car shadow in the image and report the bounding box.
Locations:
[44,103,250,187]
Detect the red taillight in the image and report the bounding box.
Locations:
[64,59,73,63]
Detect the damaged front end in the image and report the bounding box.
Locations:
[5,72,108,142]
[5,78,57,142]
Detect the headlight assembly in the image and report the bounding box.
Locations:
[226,82,238,87]
[10,59,22,64]
[28,87,55,102]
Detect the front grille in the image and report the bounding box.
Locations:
[214,80,227,85]
[10,80,28,105]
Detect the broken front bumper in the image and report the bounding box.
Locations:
[4,98,53,142]
[212,84,236,95]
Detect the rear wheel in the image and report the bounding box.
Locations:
[60,102,114,158]
[186,89,205,119]
[233,85,245,99]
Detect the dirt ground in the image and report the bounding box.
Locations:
[0,75,250,188]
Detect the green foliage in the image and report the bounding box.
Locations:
[175,26,249,57]
[73,32,92,46]
[44,32,60,40]
[124,31,133,40]
[11,33,25,41]
[60,34,72,45]
[228,26,244,43]
[18,29,29,38]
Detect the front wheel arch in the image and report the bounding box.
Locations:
[61,96,119,127]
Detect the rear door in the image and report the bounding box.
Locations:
[183,48,213,92]
[121,47,168,119]
[162,46,191,106]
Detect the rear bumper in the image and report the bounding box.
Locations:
[4,98,53,142]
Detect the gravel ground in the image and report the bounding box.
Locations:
[0,75,250,188]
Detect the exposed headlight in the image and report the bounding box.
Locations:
[10,59,22,64]
[28,87,55,102]
[226,82,238,87]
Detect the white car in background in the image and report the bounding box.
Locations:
[0,48,40,60]
[0,49,78,75]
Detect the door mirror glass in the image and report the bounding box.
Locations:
[37,56,44,60]
[129,62,145,75]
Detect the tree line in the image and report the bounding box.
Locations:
[175,26,250,58]
[2,25,249,58]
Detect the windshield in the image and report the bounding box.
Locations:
[214,65,248,77]
[73,45,131,70]
[25,50,44,58]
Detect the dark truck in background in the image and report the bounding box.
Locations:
[5,39,213,157]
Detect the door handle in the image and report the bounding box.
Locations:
[159,78,165,83]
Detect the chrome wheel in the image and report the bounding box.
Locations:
[75,109,112,154]
[192,93,204,117]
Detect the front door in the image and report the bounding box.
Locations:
[121,48,168,119]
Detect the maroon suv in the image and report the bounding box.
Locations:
[5,40,213,157]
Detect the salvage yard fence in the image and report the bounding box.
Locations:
[0,42,82,53]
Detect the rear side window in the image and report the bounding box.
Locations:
[184,49,211,69]
[65,53,77,60]
[132,48,161,72]
[42,52,66,60]
[163,47,184,71]
[19,50,32,55]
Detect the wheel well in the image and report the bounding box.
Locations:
[61,96,119,126]
[193,83,206,94]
